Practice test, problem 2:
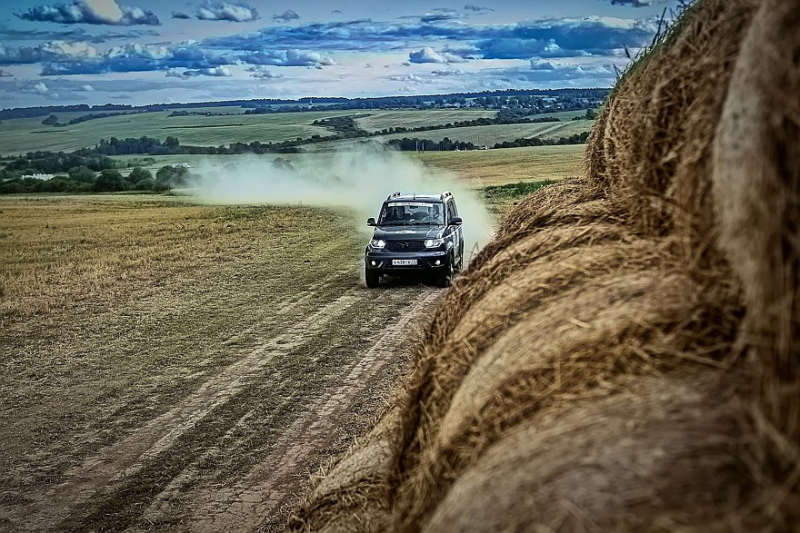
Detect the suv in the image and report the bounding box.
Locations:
[364,191,464,288]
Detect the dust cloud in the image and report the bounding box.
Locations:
[189,148,495,259]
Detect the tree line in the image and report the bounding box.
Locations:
[0,165,190,195]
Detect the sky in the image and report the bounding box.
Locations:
[0,0,681,108]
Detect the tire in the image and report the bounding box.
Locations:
[365,268,380,288]
[434,259,454,288]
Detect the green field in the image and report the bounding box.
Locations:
[0,109,341,156]
[371,121,588,146]
[354,109,498,132]
[410,144,586,186]
[0,108,592,157]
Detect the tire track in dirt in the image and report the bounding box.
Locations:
[55,282,437,533]
[161,288,441,533]
[0,269,355,533]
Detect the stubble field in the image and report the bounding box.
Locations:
[0,195,441,532]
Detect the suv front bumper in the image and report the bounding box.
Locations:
[365,248,449,274]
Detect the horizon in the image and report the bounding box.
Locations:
[0,86,611,112]
[0,0,681,108]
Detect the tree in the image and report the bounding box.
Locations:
[93,170,129,192]
[585,108,598,120]
[68,165,96,183]
[41,114,59,126]
[165,136,180,148]
[128,167,153,183]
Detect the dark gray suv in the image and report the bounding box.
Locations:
[364,191,464,288]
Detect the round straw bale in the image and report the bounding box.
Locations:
[713,0,800,503]
[292,0,800,530]
[289,407,403,533]
[591,0,758,252]
[424,373,745,533]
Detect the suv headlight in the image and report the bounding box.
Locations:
[424,238,445,248]
[370,239,386,249]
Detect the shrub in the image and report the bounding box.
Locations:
[93,170,129,192]
[128,167,153,183]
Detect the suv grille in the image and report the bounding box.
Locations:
[386,240,426,252]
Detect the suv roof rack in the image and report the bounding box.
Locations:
[440,191,452,200]
[386,191,402,201]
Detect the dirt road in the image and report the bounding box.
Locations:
[0,199,441,533]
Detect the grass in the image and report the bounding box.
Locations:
[409,144,586,187]
[0,108,590,157]
[354,110,498,132]
[0,109,338,156]
[481,179,559,217]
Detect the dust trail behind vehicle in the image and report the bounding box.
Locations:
[187,148,495,261]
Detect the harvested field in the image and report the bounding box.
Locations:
[0,195,441,532]
[293,0,800,531]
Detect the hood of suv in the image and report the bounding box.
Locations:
[373,225,444,240]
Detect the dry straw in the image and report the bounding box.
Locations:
[292,0,800,529]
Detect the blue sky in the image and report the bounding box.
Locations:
[0,0,680,107]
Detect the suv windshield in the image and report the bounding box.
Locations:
[378,201,444,226]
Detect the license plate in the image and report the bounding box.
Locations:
[392,259,418,266]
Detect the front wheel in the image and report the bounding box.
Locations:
[434,260,454,288]
[365,268,380,288]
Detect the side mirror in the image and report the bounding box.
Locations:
[450,217,463,226]
[367,217,376,226]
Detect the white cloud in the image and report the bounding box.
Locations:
[168,65,232,77]
[409,47,467,64]
[40,40,99,59]
[17,80,51,94]
[245,66,284,79]
[17,0,160,26]
[240,49,335,68]
[106,43,169,59]
[196,2,259,22]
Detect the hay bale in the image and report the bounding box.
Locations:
[289,407,403,533]
[292,0,800,530]
[589,0,758,252]
[713,0,800,514]
[424,374,744,533]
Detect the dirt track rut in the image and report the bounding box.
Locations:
[0,273,439,533]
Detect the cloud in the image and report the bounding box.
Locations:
[430,68,467,76]
[16,80,51,95]
[17,0,160,26]
[245,66,284,79]
[331,9,342,14]
[172,11,191,19]
[530,60,557,70]
[183,66,232,77]
[78,83,95,91]
[409,47,467,64]
[420,12,466,23]
[0,69,13,77]
[39,43,232,75]
[606,0,661,6]
[202,16,658,58]
[387,73,433,84]
[464,4,493,12]
[166,66,232,78]
[0,24,159,43]
[273,10,300,23]
[0,40,98,65]
[196,2,259,22]
[239,49,335,67]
